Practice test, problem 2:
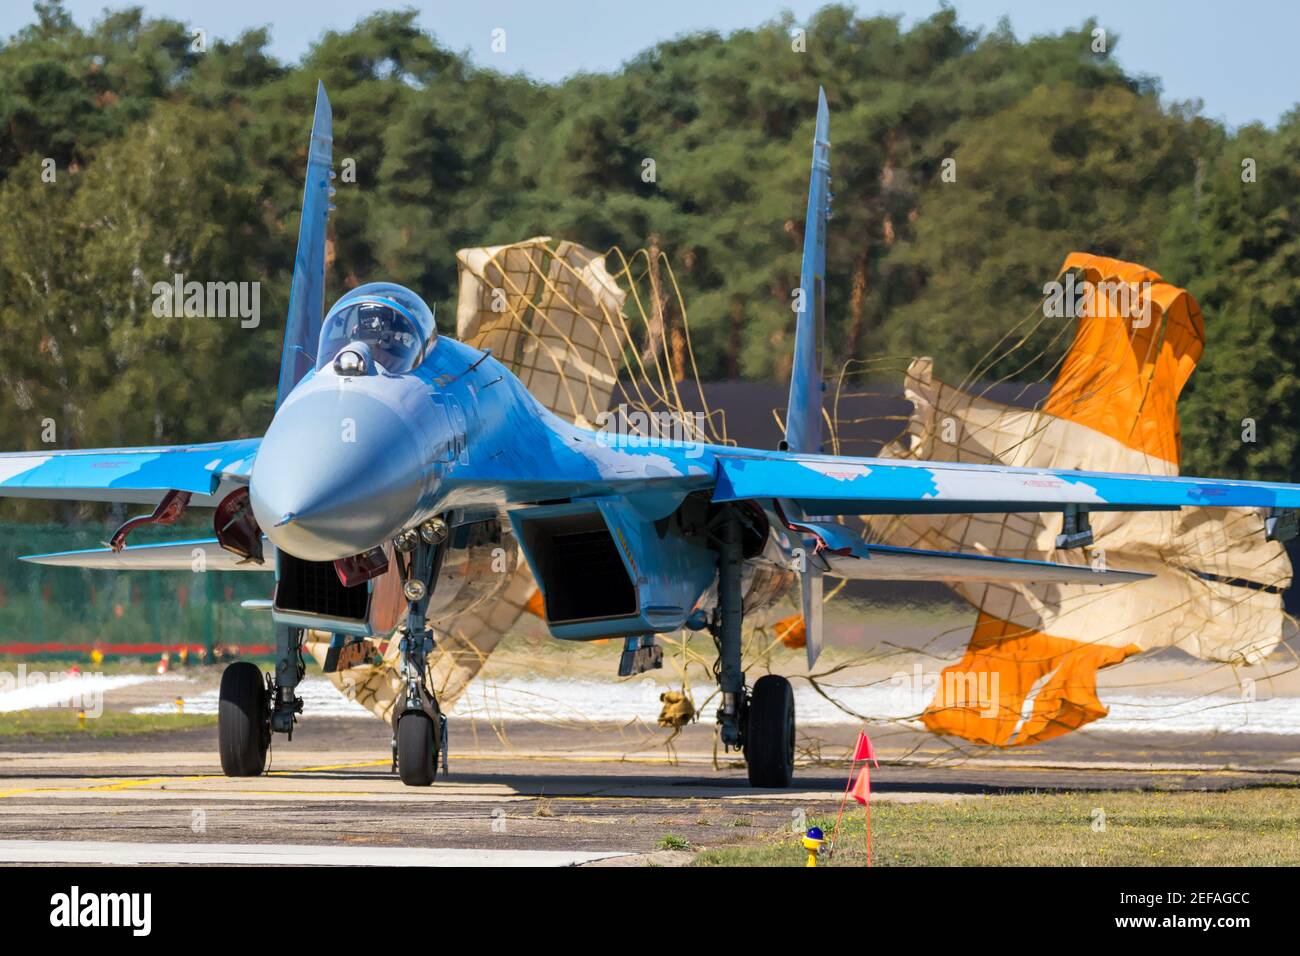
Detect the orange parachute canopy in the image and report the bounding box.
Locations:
[1041,252,1205,466]
[871,253,1289,747]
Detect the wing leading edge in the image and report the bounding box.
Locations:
[21,537,275,571]
[714,453,1300,514]
[0,438,259,506]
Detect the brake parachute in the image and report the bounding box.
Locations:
[863,253,1291,745]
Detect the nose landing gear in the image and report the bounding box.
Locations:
[391,519,450,786]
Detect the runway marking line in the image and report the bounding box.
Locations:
[269,759,390,773]
[0,749,1287,802]
[0,749,745,801]
[0,776,183,800]
[0,758,390,800]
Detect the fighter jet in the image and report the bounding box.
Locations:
[6,84,1300,787]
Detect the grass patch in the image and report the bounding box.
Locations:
[656,834,692,851]
[693,788,1300,866]
[0,709,215,739]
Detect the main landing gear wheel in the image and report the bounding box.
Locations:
[745,674,795,788]
[396,712,440,787]
[218,661,270,776]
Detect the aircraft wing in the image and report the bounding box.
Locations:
[0,438,259,506]
[20,536,274,571]
[715,449,1271,666]
[833,544,1148,584]
[713,453,1300,514]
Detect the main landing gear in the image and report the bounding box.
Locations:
[711,507,796,788]
[218,622,303,777]
[218,660,271,776]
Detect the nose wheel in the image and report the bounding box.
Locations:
[395,711,441,786]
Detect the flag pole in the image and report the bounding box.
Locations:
[832,727,873,856]
[864,762,872,867]
[842,729,879,865]
[830,756,857,856]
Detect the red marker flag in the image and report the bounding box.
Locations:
[850,761,872,804]
[832,729,881,864]
[852,730,878,766]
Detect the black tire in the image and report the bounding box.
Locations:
[745,674,795,788]
[218,661,269,776]
[397,712,439,786]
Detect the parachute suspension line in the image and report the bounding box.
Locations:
[820,255,1300,751]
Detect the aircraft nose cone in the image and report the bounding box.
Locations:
[250,386,427,561]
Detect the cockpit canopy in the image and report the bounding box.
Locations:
[317,283,436,374]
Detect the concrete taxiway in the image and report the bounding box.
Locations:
[1,718,1296,865]
[0,839,625,866]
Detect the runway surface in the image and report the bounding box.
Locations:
[1,717,1296,865]
[0,839,624,866]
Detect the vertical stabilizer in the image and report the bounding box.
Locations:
[276,81,334,407]
[783,87,830,455]
[784,88,832,668]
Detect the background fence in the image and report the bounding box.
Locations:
[0,523,272,660]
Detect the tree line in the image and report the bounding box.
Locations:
[1,0,1297,511]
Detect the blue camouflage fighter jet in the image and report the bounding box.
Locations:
[5,85,1300,787]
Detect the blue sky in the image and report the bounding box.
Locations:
[3,1,1295,129]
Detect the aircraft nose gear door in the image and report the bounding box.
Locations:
[391,518,450,786]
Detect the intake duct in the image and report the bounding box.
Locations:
[275,552,369,623]
[515,511,636,624]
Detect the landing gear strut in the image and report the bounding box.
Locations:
[391,518,450,786]
[270,623,305,736]
[714,508,746,749]
[711,507,796,788]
